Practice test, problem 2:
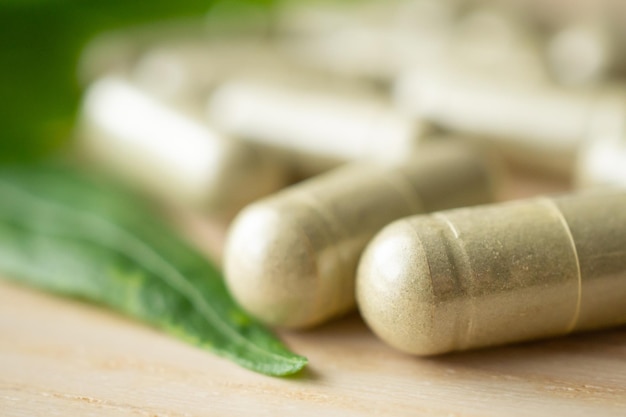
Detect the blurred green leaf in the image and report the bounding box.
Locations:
[0,0,277,163]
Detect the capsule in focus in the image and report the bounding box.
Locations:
[357,190,626,355]
[224,143,495,328]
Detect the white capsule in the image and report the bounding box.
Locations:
[395,68,626,175]
[78,76,289,217]
[576,94,626,188]
[451,8,547,83]
[130,39,304,101]
[207,78,427,176]
[279,4,546,83]
[276,0,456,81]
[547,22,615,86]
[577,138,626,188]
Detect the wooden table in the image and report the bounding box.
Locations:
[2,168,626,416]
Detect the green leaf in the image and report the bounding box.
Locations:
[0,164,307,376]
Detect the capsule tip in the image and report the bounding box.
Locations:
[224,201,322,328]
[357,217,459,355]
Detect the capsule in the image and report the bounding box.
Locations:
[547,22,614,86]
[577,135,626,188]
[575,93,626,188]
[130,39,310,102]
[207,78,427,177]
[78,22,277,85]
[79,76,289,218]
[277,0,458,37]
[279,5,546,84]
[224,143,495,328]
[357,190,626,355]
[277,0,456,64]
[394,68,626,175]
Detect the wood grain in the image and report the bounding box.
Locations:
[2,168,626,416]
[2,279,626,417]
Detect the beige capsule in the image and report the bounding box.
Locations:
[357,189,626,355]
[224,143,495,328]
[79,76,289,218]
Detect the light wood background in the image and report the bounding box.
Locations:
[2,167,626,417]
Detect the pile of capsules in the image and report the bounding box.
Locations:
[78,0,626,355]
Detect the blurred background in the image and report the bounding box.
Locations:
[3,0,626,233]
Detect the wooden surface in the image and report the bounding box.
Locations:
[2,168,626,416]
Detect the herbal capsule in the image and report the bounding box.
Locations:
[207,78,427,176]
[79,76,289,218]
[394,68,625,175]
[357,190,626,355]
[224,143,495,328]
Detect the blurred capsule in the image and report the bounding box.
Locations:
[78,76,289,218]
[452,8,547,83]
[279,4,546,84]
[576,95,626,187]
[357,189,626,355]
[130,39,306,102]
[280,26,449,82]
[276,0,458,82]
[79,23,213,85]
[207,78,428,176]
[79,31,140,84]
[224,143,496,328]
[278,0,459,38]
[499,2,626,79]
[79,15,280,85]
[577,138,626,188]
[395,68,626,175]
[547,22,615,86]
